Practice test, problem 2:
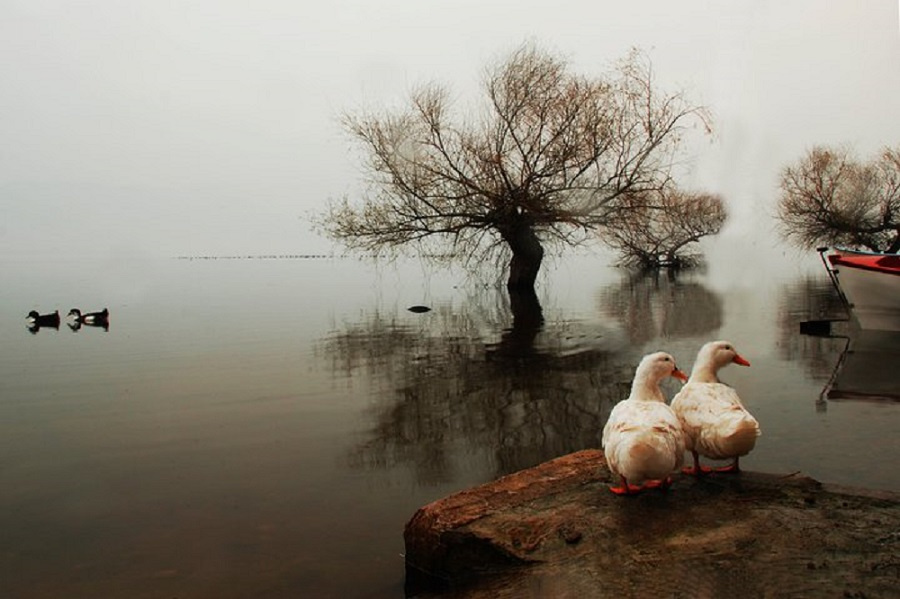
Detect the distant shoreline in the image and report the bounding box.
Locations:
[174,254,333,261]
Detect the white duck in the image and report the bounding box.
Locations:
[671,340,759,475]
[601,352,688,495]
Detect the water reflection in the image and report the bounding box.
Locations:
[27,322,58,334]
[776,276,847,381]
[319,295,622,482]
[67,320,110,332]
[486,287,544,361]
[318,271,726,484]
[824,330,900,403]
[598,270,723,343]
[777,276,900,406]
[67,308,110,332]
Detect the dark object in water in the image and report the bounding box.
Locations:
[67,308,110,331]
[26,310,61,333]
[27,310,61,327]
[408,305,432,313]
[800,319,839,337]
[68,308,109,324]
[800,320,830,336]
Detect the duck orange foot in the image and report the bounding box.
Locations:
[609,477,673,495]
[641,477,673,490]
[609,483,644,495]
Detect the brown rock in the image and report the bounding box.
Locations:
[404,449,900,598]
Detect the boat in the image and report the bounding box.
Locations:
[819,247,900,332]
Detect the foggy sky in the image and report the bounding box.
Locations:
[2,0,899,261]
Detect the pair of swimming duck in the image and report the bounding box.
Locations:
[27,308,109,326]
[601,340,759,495]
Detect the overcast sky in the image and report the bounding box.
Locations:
[2,0,899,261]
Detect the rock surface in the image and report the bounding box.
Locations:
[404,449,900,598]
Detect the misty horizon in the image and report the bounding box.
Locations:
[3,1,899,266]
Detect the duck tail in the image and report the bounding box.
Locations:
[723,419,760,456]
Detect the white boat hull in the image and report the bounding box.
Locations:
[831,253,900,331]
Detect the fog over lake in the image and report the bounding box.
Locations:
[2,1,899,264]
[2,2,899,598]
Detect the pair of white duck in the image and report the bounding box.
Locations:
[601,340,759,495]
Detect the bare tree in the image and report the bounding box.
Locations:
[777,145,900,253]
[601,189,726,269]
[318,44,713,288]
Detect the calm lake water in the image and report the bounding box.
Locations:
[2,253,898,598]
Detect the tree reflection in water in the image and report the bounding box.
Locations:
[598,269,723,344]
[317,271,725,485]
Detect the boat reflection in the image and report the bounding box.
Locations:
[821,330,900,403]
[779,276,900,404]
[776,276,848,385]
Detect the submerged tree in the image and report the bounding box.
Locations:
[318,44,714,288]
[601,189,726,269]
[777,145,900,253]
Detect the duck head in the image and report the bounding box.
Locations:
[691,340,750,382]
[636,351,689,384]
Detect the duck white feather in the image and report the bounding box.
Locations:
[601,352,688,495]
[671,340,759,475]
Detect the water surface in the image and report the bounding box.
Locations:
[1,255,897,598]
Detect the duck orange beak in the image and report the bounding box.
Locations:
[733,354,750,367]
[671,367,689,382]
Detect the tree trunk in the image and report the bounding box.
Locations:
[501,222,545,290]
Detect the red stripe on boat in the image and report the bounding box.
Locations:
[828,253,900,276]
